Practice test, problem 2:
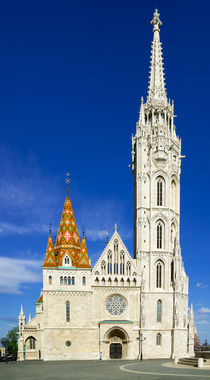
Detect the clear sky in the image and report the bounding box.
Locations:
[0,0,209,344]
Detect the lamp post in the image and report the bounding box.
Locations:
[140,333,146,361]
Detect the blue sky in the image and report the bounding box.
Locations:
[0,0,210,344]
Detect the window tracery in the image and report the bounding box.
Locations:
[106,295,126,316]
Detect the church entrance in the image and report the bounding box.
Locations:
[106,327,128,360]
[110,343,122,359]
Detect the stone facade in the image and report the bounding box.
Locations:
[17,10,194,361]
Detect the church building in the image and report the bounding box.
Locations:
[18,10,194,361]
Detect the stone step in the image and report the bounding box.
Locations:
[178,358,198,367]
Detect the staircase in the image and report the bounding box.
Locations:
[178,357,210,367]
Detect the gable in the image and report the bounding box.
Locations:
[92,231,140,286]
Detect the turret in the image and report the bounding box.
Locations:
[18,305,26,336]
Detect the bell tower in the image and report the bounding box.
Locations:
[132,10,191,358]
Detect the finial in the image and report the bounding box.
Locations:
[49,223,52,235]
[106,225,109,245]
[65,172,71,196]
[82,225,85,237]
[114,224,118,232]
[151,9,162,35]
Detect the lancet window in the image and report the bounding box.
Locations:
[66,301,70,322]
[49,275,52,285]
[156,260,164,288]
[126,261,131,276]
[157,300,162,322]
[120,252,125,275]
[157,220,164,249]
[107,251,112,275]
[101,260,106,275]
[82,276,86,286]
[156,333,161,346]
[157,177,164,206]
[114,241,118,275]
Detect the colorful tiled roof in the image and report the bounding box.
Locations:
[54,196,82,267]
[36,294,43,304]
[78,235,91,268]
[42,192,91,269]
[42,233,56,268]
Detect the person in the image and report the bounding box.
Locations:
[99,352,102,360]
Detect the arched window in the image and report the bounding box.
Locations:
[60,276,63,285]
[157,177,164,206]
[120,252,125,275]
[156,333,161,346]
[114,241,118,275]
[157,300,162,322]
[157,220,164,249]
[49,275,52,285]
[66,301,70,322]
[82,276,86,286]
[95,277,99,285]
[65,256,69,264]
[72,276,75,285]
[156,261,164,288]
[126,261,131,276]
[171,179,177,211]
[29,337,36,350]
[68,276,71,285]
[101,260,106,275]
[64,276,67,285]
[107,252,112,275]
[170,261,174,283]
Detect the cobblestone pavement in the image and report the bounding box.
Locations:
[1,359,210,380]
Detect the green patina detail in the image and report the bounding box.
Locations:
[99,320,133,324]
[155,9,158,13]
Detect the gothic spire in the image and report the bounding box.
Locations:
[43,228,56,268]
[147,9,167,105]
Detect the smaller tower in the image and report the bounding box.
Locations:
[18,305,26,336]
[188,304,195,357]
[18,305,26,361]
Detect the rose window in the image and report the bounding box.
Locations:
[106,295,126,316]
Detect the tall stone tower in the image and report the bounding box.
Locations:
[132,10,193,358]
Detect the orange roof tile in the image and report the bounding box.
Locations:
[42,234,56,268]
[78,235,91,268]
[36,294,43,304]
[54,196,81,267]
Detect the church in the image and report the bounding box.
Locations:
[17,10,194,361]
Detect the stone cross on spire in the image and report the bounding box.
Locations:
[147,9,167,105]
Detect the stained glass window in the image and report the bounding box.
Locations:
[106,295,126,316]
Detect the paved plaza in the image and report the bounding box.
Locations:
[1,360,210,380]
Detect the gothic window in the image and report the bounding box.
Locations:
[68,276,71,285]
[65,256,69,264]
[101,260,106,275]
[120,252,125,275]
[82,276,86,286]
[156,333,161,346]
[106,295,126,316]
[156,261,164,288]
[72,276,75,285]
[126,261,131,276]
[95,277,99,285]
[157,300,162,322]
[66,301,70,322]
[64,276,67,285]
[107,251,112,275]
[60,276,63,285]
[170,261,174,283]
[156,220,164,249]
[114,241,118,275]
[157,177,164,206]
[171,179,177,211]
[133,278,137,287]
[49,275,52,285]
[29,337,36,350]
